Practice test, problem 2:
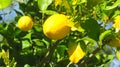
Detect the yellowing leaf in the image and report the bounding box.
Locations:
[63,1,70,9]
[72,0,78,5]
[71,23,84,32]
[80,0,87,4]
[116,48,120,60]
[2,49,9,65]
[67,42,85,63]
[55,0,62,7]
[72,0,87,5]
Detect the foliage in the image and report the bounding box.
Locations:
[0,0,120,67]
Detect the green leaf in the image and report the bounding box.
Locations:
[81,19,100,41]
[0,0,12,9]
[106,0,120,10]
[87,0,103,9]
[107,55,114,60]
[33,25,43,32]
[82,37,96,43]
[22,40,31,49]
[57,45,67,57]
[23,32,32,39]
[33,39,45,47]
[12,29,22,37]
[80,0,87,4]
[9,58,17,67]
[38,0,52,11]
[99,30,113,45]
[40,10,58,15]
[24,64,31,67]
[0,34,3,42]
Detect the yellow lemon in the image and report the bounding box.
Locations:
[43,14,71,40]
[67,43,85,63]
[18,16,33,31]
[113,15,120,29]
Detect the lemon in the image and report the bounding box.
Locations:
[67,42,85,63]
[43,14,71,40]
[113,15,120,29]
[18,16,33,31]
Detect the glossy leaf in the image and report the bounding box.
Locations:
[38,0,52,11]
[22,40,31,49]
[82,19,100,41]
[106,0,120,10]
[99,30,113,45]
[0,0,12,9]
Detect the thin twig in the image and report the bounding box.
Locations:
[78,42,106,67]
[37,40,60,67]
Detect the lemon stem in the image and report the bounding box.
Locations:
[66,62,73,67]
[42,13,45,24]
[78,42,106,67]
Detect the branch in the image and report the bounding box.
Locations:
[37,40,60,67]
[78,42,106,67]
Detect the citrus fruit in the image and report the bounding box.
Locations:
[17,16,33,31]
[67,42,85,63]
[43,14,72,40]
[113,15,120,29]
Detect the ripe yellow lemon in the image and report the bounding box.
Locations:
[18,16,33,31]
[43,14,71,40]
[67,42,85,63]
[113,15,120,29]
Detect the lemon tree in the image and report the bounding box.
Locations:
[0,0,120,67]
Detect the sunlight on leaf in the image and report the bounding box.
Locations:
[0,0,12,9]
[106,0,120,10]
[116,48,120,61]
[55,0,62,7]
[38,0,52,11]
